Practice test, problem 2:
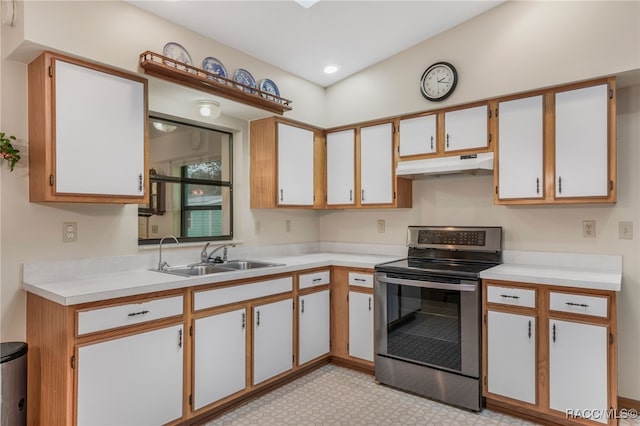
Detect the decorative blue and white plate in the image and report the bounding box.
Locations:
[259,79,280,101]
[163,42,193,68]
[233,68,257,93]
[202,57,228,83]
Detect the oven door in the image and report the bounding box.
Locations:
[374,272,480,378]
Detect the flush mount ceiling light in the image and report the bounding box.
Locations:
[323,64,340,74]
[294,0,320,9]
[152,121,177,133]
[198,100,221,119]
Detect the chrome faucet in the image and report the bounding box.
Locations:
[158,235,179,270]
[201,242,236,263]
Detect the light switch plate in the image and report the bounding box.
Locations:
[619,221,633,240]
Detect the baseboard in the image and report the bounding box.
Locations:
[618,396,640,410]
[330,356,374,375]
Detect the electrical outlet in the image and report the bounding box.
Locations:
[583,220,596,238]
[63,222,77,242]
[377,220,385,233]
[619,221,633,240]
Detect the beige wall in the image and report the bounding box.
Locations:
[1,0,640,401]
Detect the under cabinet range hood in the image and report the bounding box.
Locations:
[396,152,494,177]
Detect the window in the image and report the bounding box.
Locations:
[138,115,233,244]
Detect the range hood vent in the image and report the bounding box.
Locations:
[396,152,494,177]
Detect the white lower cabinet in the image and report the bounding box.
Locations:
[253,298,294,385]
[549,319,609,423]
[348,291,374,361]
[298,290,330,365]
[77,324,183,426]
[487,311,536,404]
[194,308,247,410]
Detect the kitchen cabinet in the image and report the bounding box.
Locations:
[496,95,544,200]
[298,290,331,365]
[253,298,294,384]
[495,78,616,205]
[348,290,374,362]
[548,319,608,423]
[483,280,617,426]
[398,114,437,157]
[250,117,324,209]
[360,123,394,205]
[193,308,247,411]
[555,83,611,199]
[326,129,356,206]
[277,123,315,205]
[443,104,489,153]
[28,50,148,203]
[486,311,536,404]
[76,324,183,426]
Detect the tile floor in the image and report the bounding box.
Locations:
[201,364,640,425]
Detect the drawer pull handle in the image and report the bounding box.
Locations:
[355,278,367,282]
[565,302,589,308]
[128,310,150,317]
[500,294,520,299]
[312,278,322,282]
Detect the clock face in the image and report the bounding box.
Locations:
[420,62,458,102]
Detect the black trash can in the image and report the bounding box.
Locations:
[1,342,27,426]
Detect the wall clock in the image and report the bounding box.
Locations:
[420,62,458,102]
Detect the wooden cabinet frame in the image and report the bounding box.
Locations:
[494,77,616,205]
[483,280,618,426]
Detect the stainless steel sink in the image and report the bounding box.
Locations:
[223,260,283,270]
[153,259,283,277]
[159,263,236,277]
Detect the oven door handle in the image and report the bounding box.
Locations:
[376,274,477,292]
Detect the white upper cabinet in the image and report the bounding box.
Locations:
[277,123,315,206]
[497,95,544,200]
[444,105,488,152]
[399,114,437,157]
[555,84,609,198]
[326,129,356,206]
[28,51,148,203]
[360,123,394,205]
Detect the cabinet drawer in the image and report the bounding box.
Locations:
[549,292,608,318]
[348,272,373,288]
[299,270,330,289]
[77,295,183,336]
[194,277,293,311]
[487,285,536,308]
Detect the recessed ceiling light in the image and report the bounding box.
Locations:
[323,64,339,74]
[294,0,320,9]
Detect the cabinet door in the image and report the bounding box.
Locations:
[399,114,437,157]
[549,319,608,422]
[54,59,145,196]
[497,96,544,200]
[555,84,609,198]
[348,291,374,361]
[194,308,246,410]
[360,123,393,205]
[326,129,356,205]
[277,123,315,205]
[253,298,293,385]
[487,311,536,404]
[299,290,330,365]
[444,105,488,152]
[77,324,183,426]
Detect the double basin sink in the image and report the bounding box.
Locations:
[158,260,284,277]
